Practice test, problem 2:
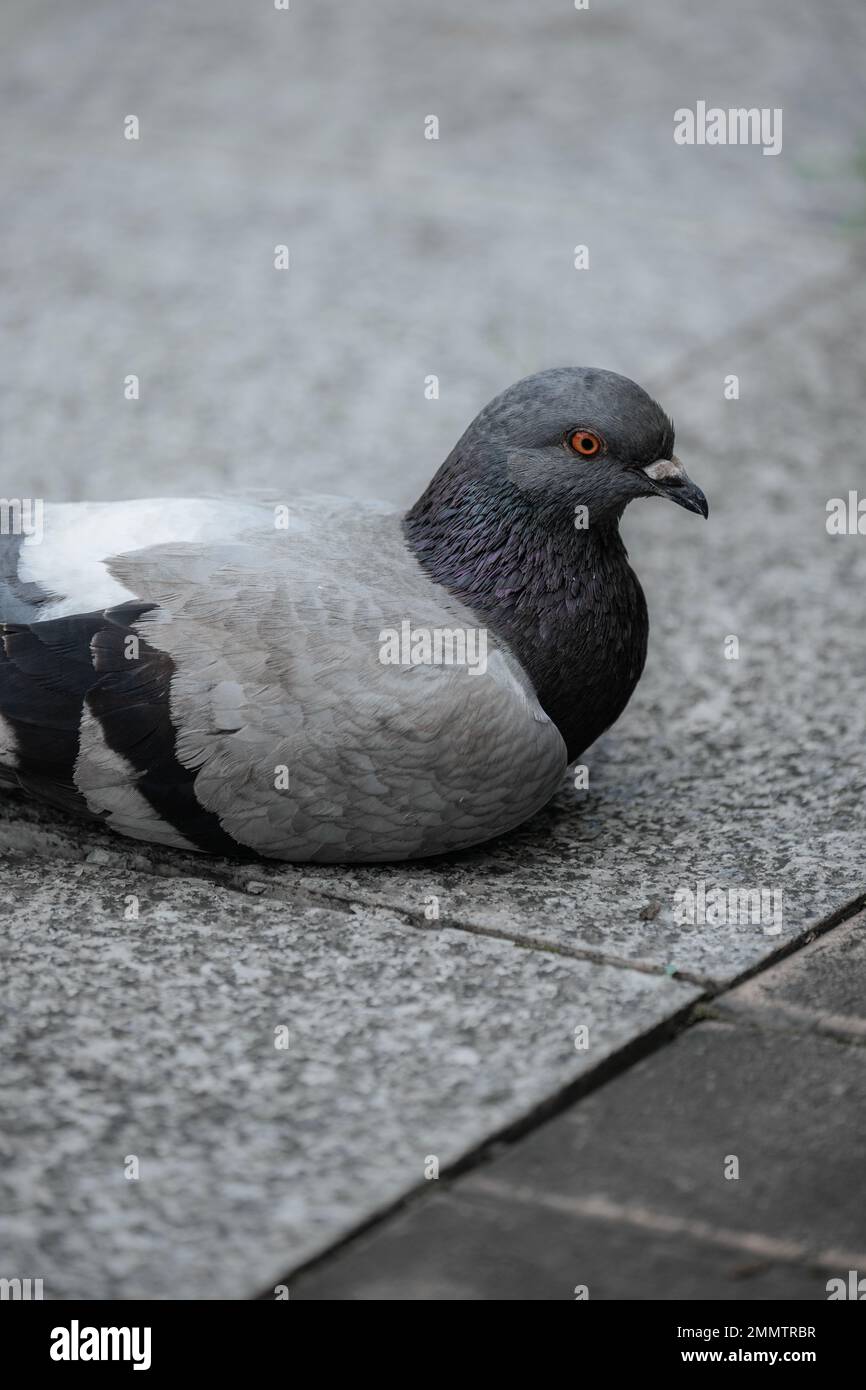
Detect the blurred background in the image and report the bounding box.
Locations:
[2,0,864,509]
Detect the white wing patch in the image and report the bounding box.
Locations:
[19,498,270,619]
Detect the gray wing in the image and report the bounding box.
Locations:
[99,508,567,861]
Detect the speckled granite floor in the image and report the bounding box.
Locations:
[1,0,864,1298]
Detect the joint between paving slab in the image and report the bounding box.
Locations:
[6,822,865,1002]
[233,879,720,982]
[0,831,724,980]
[65,836,864,1004]
[708,894,866,994]
[256,876,866,999]
[695,999,866,1049]
[462,1179,866,1277]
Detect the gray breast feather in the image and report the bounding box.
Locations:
[106,505,566,861]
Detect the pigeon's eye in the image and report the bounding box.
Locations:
[567,429,603,458]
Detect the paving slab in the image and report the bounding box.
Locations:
[454,1022,866,1257]
[0,864,697,1299]
[292,1017,866,1299]
[290,1189,832,1302]
[714,913,866,1039]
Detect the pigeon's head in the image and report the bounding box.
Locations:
[460,367,708,524]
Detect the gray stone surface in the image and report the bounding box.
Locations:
[0,863,697,1299]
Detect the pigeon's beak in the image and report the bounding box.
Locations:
[642,455,709,518]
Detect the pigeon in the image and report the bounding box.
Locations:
[0,368,707,862]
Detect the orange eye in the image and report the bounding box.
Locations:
[568,429,603,457]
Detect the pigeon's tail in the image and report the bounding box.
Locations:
[0,604,245,855]
[0,608,110,825]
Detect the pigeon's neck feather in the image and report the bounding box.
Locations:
[404,465,648,760]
